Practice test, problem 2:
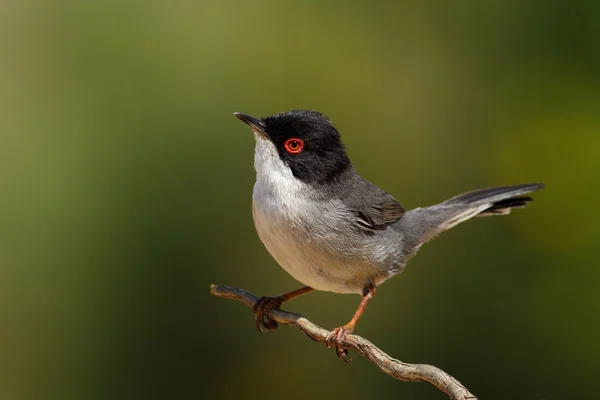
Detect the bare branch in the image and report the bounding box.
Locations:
[210,284,477,400]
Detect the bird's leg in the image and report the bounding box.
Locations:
[326,282,376,361]
[253,286,313,332]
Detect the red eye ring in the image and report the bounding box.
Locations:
[284,138,304,154]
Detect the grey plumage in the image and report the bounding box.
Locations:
[237,110,544,296]
[396,183,544,261]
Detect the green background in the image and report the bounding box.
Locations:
[1,1,599,399]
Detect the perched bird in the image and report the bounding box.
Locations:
[234,110,543,358]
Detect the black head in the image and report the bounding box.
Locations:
[235,110,351,184]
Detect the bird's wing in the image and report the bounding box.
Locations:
[343,178,405,232]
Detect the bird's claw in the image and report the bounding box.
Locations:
[253,296,283,332]
[325,326,353,362]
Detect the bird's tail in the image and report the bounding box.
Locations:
[398,183,544,256]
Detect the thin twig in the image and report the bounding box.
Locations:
[210,284,477,400]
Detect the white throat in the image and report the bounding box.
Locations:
[253,134,306,199]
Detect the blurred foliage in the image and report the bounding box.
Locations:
[1,0,599,399]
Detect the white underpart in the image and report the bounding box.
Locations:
[251,133,389,294]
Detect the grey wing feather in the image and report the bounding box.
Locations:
[343,178,405,232]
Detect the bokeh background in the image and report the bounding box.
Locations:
[1,1,599,399]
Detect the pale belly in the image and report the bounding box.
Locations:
[252,200,392,294]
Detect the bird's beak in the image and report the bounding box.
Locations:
[234,112,267,138]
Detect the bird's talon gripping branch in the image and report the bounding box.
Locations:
[211,285,478,399]
[253,296,283,332]
[325,325,354,361]
[337,347,351,362]
[326,325,352,343]
[252,286,314,332]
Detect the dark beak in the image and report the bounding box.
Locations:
[234,112,266,135]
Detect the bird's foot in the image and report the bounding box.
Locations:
[325,324,354,362]
[253,296,284,332]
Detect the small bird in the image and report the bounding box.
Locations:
[234,110,543,358]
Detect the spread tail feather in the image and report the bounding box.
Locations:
[399,183,544,255]
[442,183,543,207]
[476,196,533,216]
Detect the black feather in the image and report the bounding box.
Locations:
[444,183,544,205]
[478,196,534,216]
[262,110,351,184]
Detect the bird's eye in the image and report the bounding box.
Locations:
[284,138,304,154]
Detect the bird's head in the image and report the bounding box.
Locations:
[234,110,351,185]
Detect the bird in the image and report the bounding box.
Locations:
[233,109,544,359]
